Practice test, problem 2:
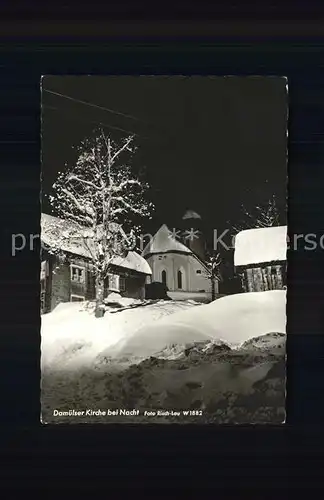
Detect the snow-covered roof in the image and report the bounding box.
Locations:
[41,213,152,275]
[182,209,201,220]
[41,213,89,258]
[142,224,192,257]
[234,225,287,267]
[111,251,152,275]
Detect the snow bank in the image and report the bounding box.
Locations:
[234,226,287,267]
[42,290,286,373]
[41,292,286,425]
[103,292,140,307]
[41,300,198,370]
[113,290,286,358]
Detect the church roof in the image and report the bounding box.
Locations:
[142,224,192,257]
[182,209,201,220]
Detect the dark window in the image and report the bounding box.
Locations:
[119,277,126,292]
[161,270,167,285]
[196,270,202,274]
[177,270,183,289]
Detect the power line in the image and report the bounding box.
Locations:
[42,104,145,137]
[43,89,145,123]
[43,89,174,143]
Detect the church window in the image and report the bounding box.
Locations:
[161,270,167,285]
[177,270,183,289]
[196,270,202,274]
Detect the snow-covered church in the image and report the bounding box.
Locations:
[40,209,217,313]
[142,210,217,302]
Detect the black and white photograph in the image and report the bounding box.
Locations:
[40,76,287,424]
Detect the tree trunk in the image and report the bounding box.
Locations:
[211,278,216,301]
[95,275,105,317]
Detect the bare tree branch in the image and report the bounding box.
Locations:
[48,129,153,315]
[111,136,133,163]
[67,174,101,191]
[231,195,281,234]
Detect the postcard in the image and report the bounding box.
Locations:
[40,76,287,424]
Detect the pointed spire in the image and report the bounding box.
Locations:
[182,209,201,220]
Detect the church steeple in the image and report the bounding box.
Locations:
[181,209,206,261]
[182,209,201,221]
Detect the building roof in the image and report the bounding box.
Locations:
[41,213,152,275]
[182,209,201,220]
[234,225,287,267]
[110,252,152,275]
[142,224,192,257]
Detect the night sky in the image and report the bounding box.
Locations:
[41,76,287,245]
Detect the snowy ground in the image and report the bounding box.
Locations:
[112,290,286,359]
[167,291,214,303]
[41,298,198,371]
[41,291,286,424]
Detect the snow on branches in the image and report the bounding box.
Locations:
[47,129,154,280]
[204,251,222,301]
[232,194,281,234]
[205,252,222,281]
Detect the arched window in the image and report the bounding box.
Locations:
[161,270,167,285]
[177,270,183,289]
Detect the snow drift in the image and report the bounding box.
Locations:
[41,299,198,370]
[41,290,286,370]
[112,290,286,359]
[41,291,286,424]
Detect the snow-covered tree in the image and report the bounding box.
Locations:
[205,251,222,301]
[47,129,154,316]
[232,194,281,233]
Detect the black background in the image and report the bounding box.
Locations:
[41,75,287,240]
[1,20,324,490]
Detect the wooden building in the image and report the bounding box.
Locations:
[40,213,152,313]
[234,225,287,293]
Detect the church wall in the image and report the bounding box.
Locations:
[146,252,216,294]
[187,255,214,293]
